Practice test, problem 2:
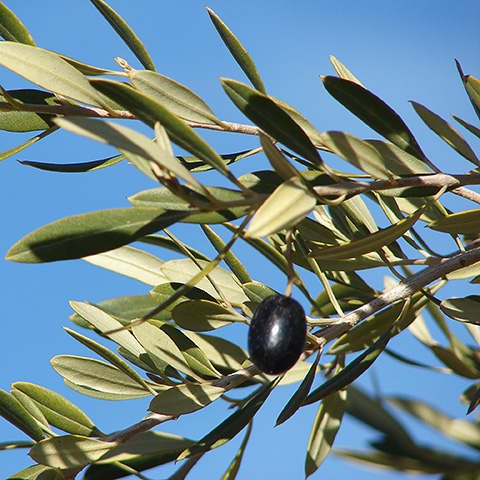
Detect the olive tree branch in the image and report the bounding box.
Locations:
[316,246,480,345]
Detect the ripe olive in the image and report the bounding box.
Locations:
[248,294,306,375]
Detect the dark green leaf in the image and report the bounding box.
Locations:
[20,154,124,173]
[89,0,155,71]
[206,8,266,94]
[220,421,253,480]
[221,78,323,166]
[6,208,188,263]
[322,76,424,159]
[7,465,60,480]
[440,296,480,325]
[0,2,35,45]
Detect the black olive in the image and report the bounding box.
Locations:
[248,294,306,375]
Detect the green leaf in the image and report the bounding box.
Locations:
[89,0,155,71]
[276,353,320,426]
[305,389,347,477]
[149,384,225,415]
[0,389,44,441]
[0,89,57,132]
[206,7,266,94]
[55,116,203,189]
[91,79,239,183]
[0,42,110,108]
[220,421,252,480]
[0,2,35,45]
[309,199,434,260]
[429,209,480,235]
[411,101,480,166]
[304,327,393,405]
[160,259,249,305]
[321,131,392,180]
[7,465,60,480]
[172,299,244,331]
[322,76,424,159]
[177,379,278,460]
[58,54,121,77]
[30,435,114,469]
[63,326,155,394]
[245,177,316,238]
[51,355,153,401]
[130,69,222,126]
[221,78,323,166]
[440,296,480,325]
[11,383,100,437]
[0,125,58,162]
[20,154,124,173]
[457,61,480,121]
[83,246,168,286]
[329,55,363,85]
[6,208,188,263]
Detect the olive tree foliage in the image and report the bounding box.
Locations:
[1,1,480,479]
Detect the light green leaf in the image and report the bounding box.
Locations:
[429,209,480,235]
[0,389,44,441]
[322,76,424,159]
[130,69,222,126]
[0,2,35,45]
[84,245,168,286]
[11,383,100,437]
[149,383,225,415]
[55,116,203,189]
[440,296,480,325]
[161,259,249,305]
[221,78,322,167]
[172,299,244,331]
[51,355,152,400]
[329,55,363,85]
[0,42,110,108]
[6,207,188,263]
[58,54,121,77]
[177,379,278,460]
[206,7,265,94]
[260,132,299,180]
[245,177,316,238]
[411,101,480,166]
[321,131,392,180]
[305,390,347,477]
[91,79,240,184]
[30,435,114,469]
[20,154,124,173]
[89,0,155,71]
[309,199,434,260]
[7,465,60,480]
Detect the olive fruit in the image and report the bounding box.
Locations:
[248,294,306,375]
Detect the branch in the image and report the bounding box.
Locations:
[317,246,480,344]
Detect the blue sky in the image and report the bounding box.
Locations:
[1,1,479,479]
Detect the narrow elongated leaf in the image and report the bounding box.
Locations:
[457,61,480,120]
[260,132,299,180]
[10,390,53,436]
[0,389,44,441]
[411,101,480,166]
[11,383,100,437]
[30,435,114,469]
[329,55,363,85]
[321,131,392,180]
[149,384,225,415]
[63,327,155,394]
[221,78,322,166]
[20,154,124,173]
[84,246,168,286]
[161,259,249,305]
[89,0,155,71]
[91,79,238,183]
[51,355,152,400]
[305,390,347,477]
[322,76,424,159]
[453,115,480,140]
[429,209,480,235]
[309,199,433,260]
[0,2,35,45]
[206,8,265,94]
[7,465,59,480]
[178,379,278,460]
[55,116,203,189]
[440,296,480,325]
[130,69,222,126]
[220,421,252,480]
[246,177,316,238]
[172,299,244,331]
[6,208,188,263]
[0,42,110,108]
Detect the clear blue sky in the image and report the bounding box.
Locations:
[1,1,479,479]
